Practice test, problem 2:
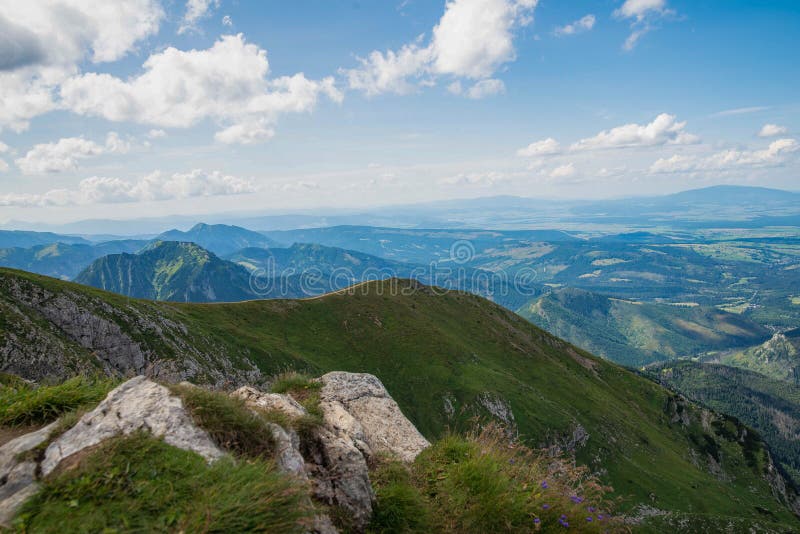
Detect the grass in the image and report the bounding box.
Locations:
[268,371,324,435]
[369,425,624,533]
[14,433,313,533]
[170,384,276,459]
[2,269,799,528]
[0,376,117,427]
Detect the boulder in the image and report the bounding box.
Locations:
[0,422,60,526]
[318,372,430,462]
[41,376,224,476]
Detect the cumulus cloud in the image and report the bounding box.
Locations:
[517,114,698,161]
[0,168,256,206]
[342,0,537,97]
[178,0,219,34]
[758,123,788,138]
[650,138,799,174]
[60,34,342,143]
[16,132,131,174]
[147,129,167,139]
[549,162,576,178]
[214,120,275,145]
[613,0,671,50]
[0,0,164,131]
[516,137,561,157]
[570,113,698,150]
[554,14,595,36]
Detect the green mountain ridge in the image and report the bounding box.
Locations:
[74,241,258,302]
[157,223,279,256]
[0,267,798,530]
[712,329,800,384]
[646,360,800,488]
[517,286,770,367]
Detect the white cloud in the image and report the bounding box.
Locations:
[517,137,561,157]
[650,138,799,173]
[0,0,164,131]
[615,0,666,20]
[214,120,275,145]
[16,132,130,174]
[60,34,343,143]
[0,159,7,172]
[342,0,537,96]
[758,123,788,138]
[549,162,576,178]
[0,141,7,153]
[222,15,233,27]
[613,0,671,50]
[465,78,505,99]
[571,113,698,150]
[0,168,256,206]
[178,0,219,34]
[147,129,167,139]
[712,106,768,117]
[555,14,595,36]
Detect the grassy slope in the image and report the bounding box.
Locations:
[716,329,800,383]
[647,360,800,484]
[0,268,797,527]
[518,287,769,366]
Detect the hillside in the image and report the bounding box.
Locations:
[0,230,89,249]
[647,360,800,486]
[0,267,798,530]
[714,329,800,383]
[157,223,279,256]
[517,287,770,367]
[74,241,259,302]
[0,240,147,280]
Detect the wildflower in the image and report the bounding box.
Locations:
[541,481,549,489]
[542,504,550,510]
[570,495,584,504]
[586,517,593,522]
[534,518,541,524]
[598,514,605,520]
[588,506,596,513]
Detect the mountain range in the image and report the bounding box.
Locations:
[1,267,798,530]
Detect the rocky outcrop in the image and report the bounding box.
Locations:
[234,372,429,532]
[42,377,224,476]
[0,273,262,386]
[317,372,430,463]
[0,372,430,532]
[0,422,58,526]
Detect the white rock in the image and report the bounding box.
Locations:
[232,386,307,418]
[41,376,224,476]
[318,372,430,462]
[0,422,58,526]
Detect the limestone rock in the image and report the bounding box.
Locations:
[267,423,306,478]
[232,386,307,418]
[0,422,58,526]
[318,372,430,462]
[41,376,224,476]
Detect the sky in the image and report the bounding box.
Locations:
[0,0,798,224]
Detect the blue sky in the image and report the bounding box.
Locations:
[0,0,798,224]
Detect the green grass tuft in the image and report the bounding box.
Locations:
[14,433,313,533]
[170,384,276,459]
[0,376,117,427]
[369,425,624,533]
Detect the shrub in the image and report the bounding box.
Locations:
[15,433,313,533]
[170,384,275,459]
[0,376,117,427]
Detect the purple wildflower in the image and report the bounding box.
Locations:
[542,504,550,510]
[588,506,596,513]
[534,518,540,524]
[586,517,593,522]
[541,481,549,489]
[570,495,584,504]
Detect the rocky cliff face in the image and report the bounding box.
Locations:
[0,372,429,532]
[0,274,262,386]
